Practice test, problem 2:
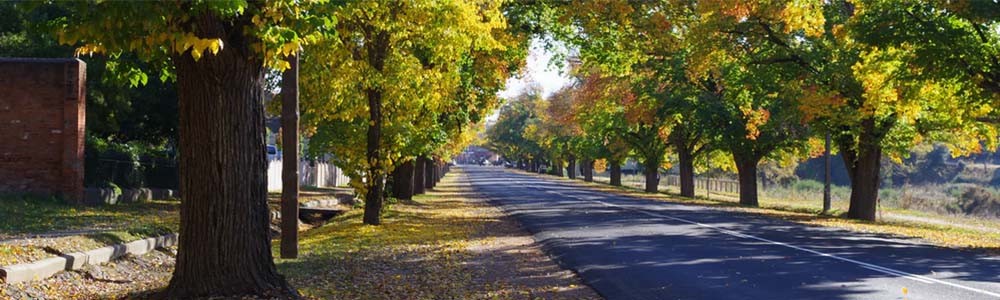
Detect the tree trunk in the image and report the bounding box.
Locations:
[433,159,442,185]
[362,30,390,226]
[391,160,414,200]
[166,14,295,298]
[413,157,426,195]
[734,155,759,207]
[678,148,695,198]
[551,159,563,177]
[279,54,299,259]
[423,156,435,190]
[362,86,385,225]
[609,160,622,186]
[844,138,882,221]
[643,157,659,193]
[582,159,593,182]
[567,155,577,179]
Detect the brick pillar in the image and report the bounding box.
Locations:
[62,59,86,203]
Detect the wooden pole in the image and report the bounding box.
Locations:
[823,132,832,213]
[280,54,299,259]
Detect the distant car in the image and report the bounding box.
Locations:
[267,145,280,161]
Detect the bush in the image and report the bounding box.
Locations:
[84,135,178,189]
[992,168,1000,186]
[949,186,1000,219]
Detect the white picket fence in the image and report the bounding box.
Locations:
[267,159,351,191]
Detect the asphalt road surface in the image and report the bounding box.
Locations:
[461,166,1000,300]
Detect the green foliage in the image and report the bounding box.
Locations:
[85,134,177,189]
[487,87,546,163]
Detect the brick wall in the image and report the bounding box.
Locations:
[0,58,86,203]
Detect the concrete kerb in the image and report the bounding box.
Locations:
[0,233,178,284]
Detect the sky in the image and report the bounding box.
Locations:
[497,39,573,101]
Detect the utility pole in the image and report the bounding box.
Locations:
[280,54,299,259]
[823,132,831,213]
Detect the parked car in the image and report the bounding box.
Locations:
[267,145,281,161]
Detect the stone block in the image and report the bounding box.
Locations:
[0,256,67,283]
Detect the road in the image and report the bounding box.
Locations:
[461,166,1000,300]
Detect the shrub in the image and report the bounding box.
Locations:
[84,135,177,189]
[948,186,1000,219]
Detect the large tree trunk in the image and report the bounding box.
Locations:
[166,14,295,299]
[643,157,659,193]
[391,159,414,200]
[843,134,882,221]
[734,155,760,206]
[567,155,577,179]
[609,160,622,186]
[413,157,426,195]
[582,159,593,182]
[678,148,695,198]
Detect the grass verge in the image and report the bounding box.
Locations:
[0,195,178,266]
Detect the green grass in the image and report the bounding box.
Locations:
[0,194,179,265]
[0,194,179,237]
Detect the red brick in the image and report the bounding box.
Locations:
[0,58,86,203]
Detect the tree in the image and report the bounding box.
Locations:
[487,86,546,171]
[571,68,632,186]
[683,4,817,206]
[53,1,326,297]
[548,1,691,193]
[692,0,997,219]
[300,0,507,225]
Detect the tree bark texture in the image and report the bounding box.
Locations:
[413,157,426,195]
[432,158,441,186]
[643,157,659,193]
[843,127,882,221]
[279,54,299,259]
[734,155,760,207]
[166,13,295,299]
[423,156,434,190]
[582,159,593,182]
[678,149,695,198]
[363,86,385,225]
[609,160,622,186]
[362,30,390,226]
[391,159,414,200]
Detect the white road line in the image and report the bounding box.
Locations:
[538,188,1000,298]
